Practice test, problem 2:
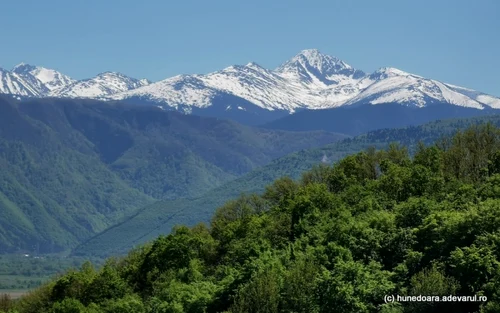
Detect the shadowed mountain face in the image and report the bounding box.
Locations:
[262,102,499,135]
[0,96,346,254]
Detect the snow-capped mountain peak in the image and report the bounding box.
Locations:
[296,48,353,72]
[52,71,151,98]
[275,49,366,86]
[0,64,49,96]
[95,71,130,80]
[0,67,42,96]
[12,62,37,73]
[369,67,421,80]
[95,72,151,88]
[12,63,75,91]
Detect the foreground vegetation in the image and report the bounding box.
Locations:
[5,123,500,313]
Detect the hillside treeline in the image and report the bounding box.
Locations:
[4,124,500,313]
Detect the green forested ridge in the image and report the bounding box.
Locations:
[0,96,345,253]
[5,123,500,313]
[75,114,500,257]
[0,102,154,254]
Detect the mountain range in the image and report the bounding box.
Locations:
[2,49,500,127]
[2,49,500,255]
[0,64,150,99]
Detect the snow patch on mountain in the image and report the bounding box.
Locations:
[442,83,500,109]
[200,63,314,111]
[475,95,500,109]
[110,75,216,109]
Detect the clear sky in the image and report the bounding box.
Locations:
[1,0,498,95]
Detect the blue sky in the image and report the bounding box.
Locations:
[1,0,498,95]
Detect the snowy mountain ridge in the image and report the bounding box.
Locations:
[51,72,150,98]
[0,64,150,99]
[1,49,499,113]
[109,49,500,111]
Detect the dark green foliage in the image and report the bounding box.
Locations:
[8,123,500,313]
[405,265,459,313]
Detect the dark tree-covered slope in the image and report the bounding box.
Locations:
[0,96,345,253]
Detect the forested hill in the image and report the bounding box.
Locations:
[5,123,500,313]
[74,114,500,257]
[0,96,345,253]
